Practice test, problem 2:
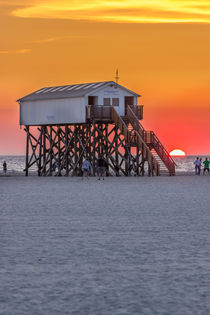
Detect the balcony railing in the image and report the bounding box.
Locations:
[86,106,112,120]
[86,105,143,121]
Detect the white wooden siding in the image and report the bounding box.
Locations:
[19,84,139,125]
[20,97,85,125]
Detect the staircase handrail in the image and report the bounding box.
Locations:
[127,105,145,138]
[128,105,175,175]
[134,131,160,176]
[150,131,176,168]
[147,131,176,174]
[112,107,160,176]
[112,107,130,142]
[153,133,176,174]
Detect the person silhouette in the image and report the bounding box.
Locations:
[203,158,210,175]
[194,157,201,175]
[3,161,7,175]
[97,156,107,180]
[82,158,90,179]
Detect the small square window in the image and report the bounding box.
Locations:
[112,98,119,106]
[104,98,111,106]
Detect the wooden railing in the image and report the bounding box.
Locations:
[135,131,160,176]
[86,105,143,121]
[112,107,160,176]
[112,107,129,142]
[86,106,112,120]
[127,106,175,175]
[130,105,144,120]
[127,105,145,138]
[145,131,176,175]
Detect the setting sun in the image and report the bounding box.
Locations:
[170,149,186,156]
[1,0,210,155]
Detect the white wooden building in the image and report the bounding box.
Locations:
[17,81,140,126]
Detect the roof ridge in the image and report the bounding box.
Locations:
[17,81,139,102]
[36,80,113,90]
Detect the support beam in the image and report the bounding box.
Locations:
[24,122,149,177]
[25,126,29,176]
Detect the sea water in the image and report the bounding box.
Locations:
[0,156,25,173]
[0,155,209,175]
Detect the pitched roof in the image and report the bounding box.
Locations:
[17,81,140,102]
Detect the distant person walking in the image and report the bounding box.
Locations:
[97,156,107,180]
[3,161,7,175]
[200,158,203,174]
[194,157,201,175]
[203,158,210,175]
[82,158,90,179]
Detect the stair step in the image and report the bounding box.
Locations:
[121,112,175,176]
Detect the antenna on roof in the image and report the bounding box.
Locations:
[115,69,119,85]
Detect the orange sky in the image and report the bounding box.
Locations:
[0,0,210,155]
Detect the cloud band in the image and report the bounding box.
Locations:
[9,0,210,23]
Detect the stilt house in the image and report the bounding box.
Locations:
[17,81,175,176]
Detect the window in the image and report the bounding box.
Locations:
[103,98,111,106]
[112,98,119,106]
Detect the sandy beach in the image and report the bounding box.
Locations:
[1,175,210,314]
[2,0,210,313]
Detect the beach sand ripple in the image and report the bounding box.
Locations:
[0,176,210,314]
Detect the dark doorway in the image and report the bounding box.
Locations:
[124,96,134,115]
[88,96,98,105]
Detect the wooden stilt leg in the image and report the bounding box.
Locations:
[43,126,46,176]
[38,126,43,176]
[25,126,29,176]
[92,122,96,176]
[24,116,154,178]
[65,125,69,176]
[58,125,61,176]
[49,126,53,176]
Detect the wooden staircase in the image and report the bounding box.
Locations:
[150,149,170,175]
[144,131,176,175]
[112,108,160,176]
[125,106,176,176]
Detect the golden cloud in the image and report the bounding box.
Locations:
[0,0,35,6]
[0,49,31,54]
[31,35,78,43]
[11,0,210,23]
